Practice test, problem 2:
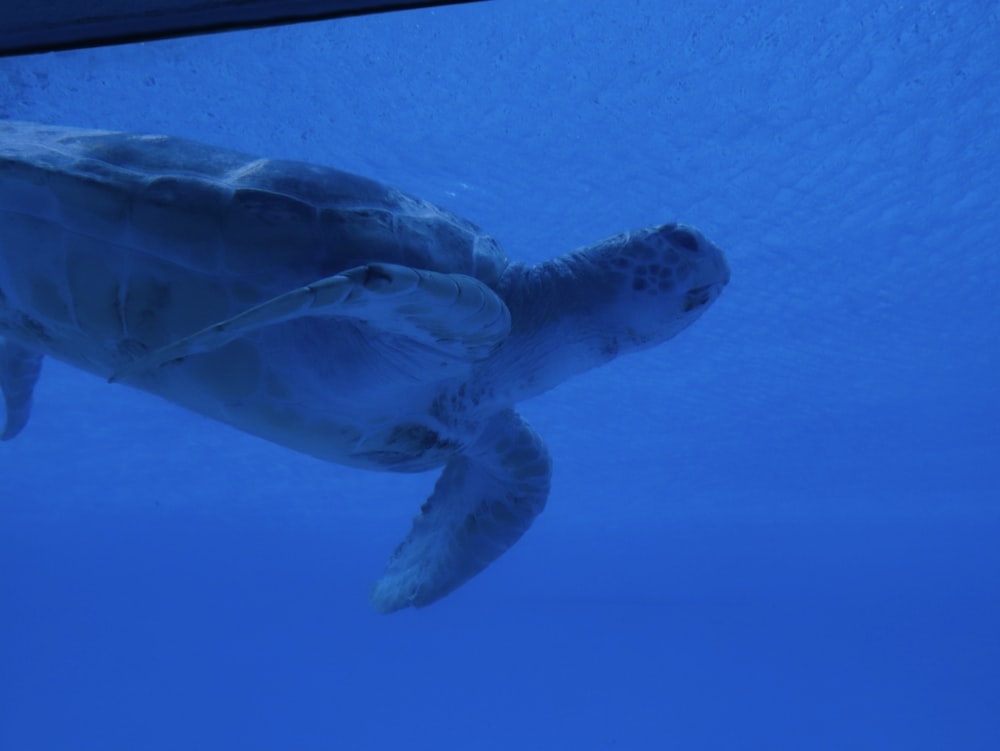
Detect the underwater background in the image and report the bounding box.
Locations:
[1,1,998,748]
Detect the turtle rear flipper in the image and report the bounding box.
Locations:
[111,262,510,383]
[0,338,43,440]
[370,409,551,613]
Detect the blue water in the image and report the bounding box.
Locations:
[2,1,998,748]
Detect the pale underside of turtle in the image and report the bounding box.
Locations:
[0,121,729,613]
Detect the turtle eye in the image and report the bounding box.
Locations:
[667,227,699,252]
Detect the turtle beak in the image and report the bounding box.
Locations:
[718,252,731,286]
[685,231,730,306]
[683,284,715,312]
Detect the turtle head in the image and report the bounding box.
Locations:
[489,223,728,403]
[580,223,730,357]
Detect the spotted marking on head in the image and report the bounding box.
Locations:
[610,223,712,300]
[573,222,730,357]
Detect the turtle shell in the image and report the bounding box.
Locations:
[0,121,510,299]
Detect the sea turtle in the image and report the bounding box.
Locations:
[0,121,729,612]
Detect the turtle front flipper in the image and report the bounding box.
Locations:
[370,409,552,613]
[111,262,511,383]
[0,338,43,441]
